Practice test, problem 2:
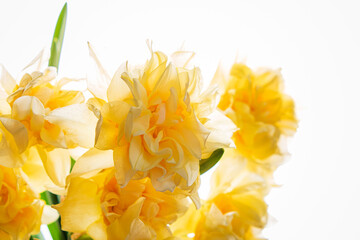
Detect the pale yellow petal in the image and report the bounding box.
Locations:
[12,96,45,133]
[107,197,145,240]
[41,205,59,225]
[127,218,152,240]
[152,63,180,100]
[0,64,17,95]
[54,176,103,233]
[171,204,200,238]
[129,135,163,172]
[0,117,28,153]
[171,51,195,68]
[113,145,135,187]
[36,147,70,188]
[69,148,113,181]
[95,101,131,149]
[87,42,111,101]
[44,103,98,148]
[21,49,46,73]
[20,146,55,194]
[87,219,107,240]
[107,67,131,102]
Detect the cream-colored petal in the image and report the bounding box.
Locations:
[21,49,46,73]
[210,63,227,93]
[40,121,67,148]
[20,146,55,194]
[144,55,167,90]
[202,110,237,156]
[0,64,17,95]
[107,67,131,102]
[87,43,111,101]
[69,148,113,181]
[171,51,195,68]
[41,205,59,225]
[127,218,152,240]
[36,146,70,188]
[0,117,28,153]
[152,64,180,100]
[12,96,45,133]
[129,135,163,172]
[45,104,98,148]
[113,145,135,187]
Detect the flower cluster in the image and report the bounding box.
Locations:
[0,55,95,238]
[54,45,236,239]
[169,62,297,239]
[0,42,296,239]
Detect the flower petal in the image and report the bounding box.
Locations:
[44,103,98,148]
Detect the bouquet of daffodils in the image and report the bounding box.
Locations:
[0,4,297,240]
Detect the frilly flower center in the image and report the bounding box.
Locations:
[101,177,161,226]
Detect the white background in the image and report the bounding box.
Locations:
[1,0,360,239]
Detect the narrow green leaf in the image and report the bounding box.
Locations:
[47,221,66,240]
[48,2,67,71]
[40,190,60,205]
[199,148,224,175]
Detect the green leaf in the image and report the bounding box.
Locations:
[47,220,66,240]
[48,2,67,71]
[199,148,224,175]
[40,190,60,205]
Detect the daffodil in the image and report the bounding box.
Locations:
[0,165,58,240]
[214,63,297,172]
[171,157,268,240]
[55,169,189,240]
[86,43,236,204]
[0,55,98,194]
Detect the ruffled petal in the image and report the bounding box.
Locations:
[54,176,104,233]
[44,103,98,148]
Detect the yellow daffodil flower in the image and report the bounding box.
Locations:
[214,63,297,172]
[0,165,58,240]
[0,56,97,194]
[86,43,236,205]
[171,157,268,240]
[55,169,189,240]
